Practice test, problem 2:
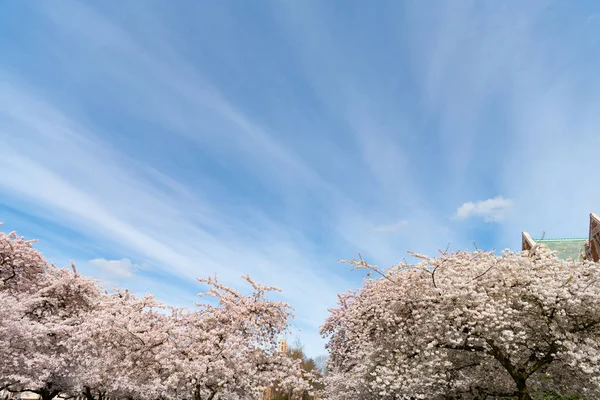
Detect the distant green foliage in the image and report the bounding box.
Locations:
[542,393,584,400]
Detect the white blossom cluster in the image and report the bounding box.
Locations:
[321,247,600,400]
[0,227,316,400]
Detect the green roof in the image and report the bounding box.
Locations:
[534,238,587,260]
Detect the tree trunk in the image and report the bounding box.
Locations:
[83,386,94,400]
[516,378,532,400]
[37,387,60,400]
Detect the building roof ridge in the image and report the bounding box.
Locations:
[534,238,588,242]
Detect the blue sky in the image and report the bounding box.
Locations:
[1,0,600,357]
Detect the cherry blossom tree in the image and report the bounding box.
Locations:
[66,290,176,400]
[1,226,102,399]
[0,228,53,393]
[1,225,313,400]
[10,264,102,400]
[271,340,324,400]
[0,228,47,295]
[0,291,36,391]
[322,247,600,400]
[159,274,312,400]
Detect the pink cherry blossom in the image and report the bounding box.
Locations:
[322,246,600,400]
[1,226,312,400]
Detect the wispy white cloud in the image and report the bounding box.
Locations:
[89,258,141,278]
[3,0,600,356]
[0,78,349,355]
[0,2,353,355]
[373,220,409,233]
[454,196,514,223]
[401,0,600,243]
[270,0,456,267]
